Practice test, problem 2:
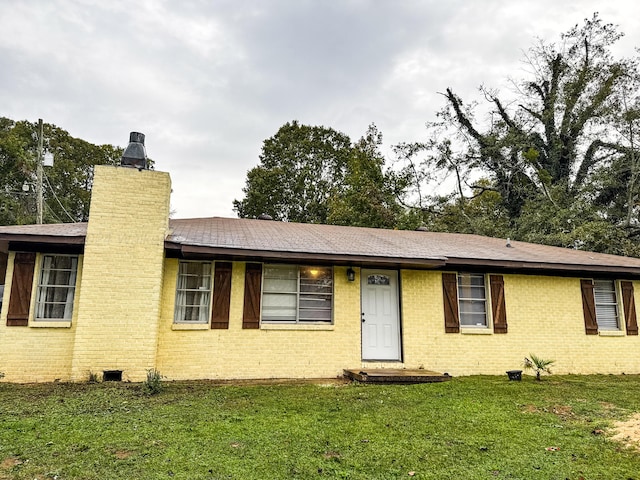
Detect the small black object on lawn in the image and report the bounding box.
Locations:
[506,370,522,381]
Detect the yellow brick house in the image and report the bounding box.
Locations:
[2,159,640,382]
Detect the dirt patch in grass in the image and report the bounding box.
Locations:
[521,404,539,413]
[0,457,21,469]
[550,404,574,419]
[113,450,133,460]
[600,401,617,411]
[520,404,574,419]
[610,413,640,450]
[322,451,341,460]
[0,457,23,480]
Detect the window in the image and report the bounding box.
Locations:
[367,274,390,285]
[174,261,212,323]
[262,265,332,323]
[457,273,488,327]
[593,279,620,330]
[442,272,507,333]
[35,255,78,320]
[580,278,639,335]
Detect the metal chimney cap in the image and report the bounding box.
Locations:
[121,131,148,169]
[129,132,145,144]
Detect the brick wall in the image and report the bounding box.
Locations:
[0,253,84,382]
[401,271,640,376]
[69,166,171,382]
[155,263,362,380]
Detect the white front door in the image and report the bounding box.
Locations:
[361,269,401,361]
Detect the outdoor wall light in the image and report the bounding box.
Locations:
[346,267,356,282]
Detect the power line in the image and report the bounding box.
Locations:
[43,171,77,223]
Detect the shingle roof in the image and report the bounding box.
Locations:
[1,217,640,276]
[0,222,87,244]
[166,217,640,276]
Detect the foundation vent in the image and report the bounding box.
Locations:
[103,370,123,382]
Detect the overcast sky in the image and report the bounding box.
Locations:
[1,1,638,219]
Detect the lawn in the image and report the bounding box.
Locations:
[1,375,640,479]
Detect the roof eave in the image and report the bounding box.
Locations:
[164,243,640,277]
[0,234,86,245]
[445,257,640,278]
[165,243,447,269]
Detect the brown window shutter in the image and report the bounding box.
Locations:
[490,274,508,333]
[580,279,598,335]
[242,263,262,329]
[621,281,638,335]
[211,262,232,329]
[6,252,36,326]
[442,272,459,333]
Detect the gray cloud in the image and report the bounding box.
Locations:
[0,0,638,218]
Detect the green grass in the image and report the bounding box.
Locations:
[1,376,640,479]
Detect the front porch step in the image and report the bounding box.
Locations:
[343,368,452,384]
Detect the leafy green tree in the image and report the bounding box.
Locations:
[0,118,123,225]
[327,124,412,229]
[0,118,34,224]
[398,14,640,255]
[435,14,637,217]
[515,186,640,257]
[40,124,122,222]
[421,180,511,238]
[235,121,411,228]
[233,121,352,223]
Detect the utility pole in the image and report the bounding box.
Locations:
[36,118,43,224]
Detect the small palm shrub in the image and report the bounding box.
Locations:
[523,354,555,381]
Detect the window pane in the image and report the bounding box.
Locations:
[299,308,332,321]
[263,277,297,293]
[300,267,332,294]
[183,306,202,322]
[458,273,487,327]
[460,299,487,315]
[44,303,67,319]
[183,290,206,308]
[36,255,78,320]
[299,294,332,321]
[460,311,487,327]
[367,274,390,285]
[265,265,298,279]
[594,279,619,330]
[458,274,485,299]
[594,281,616,302]
[458,285,485,299]
[47,269,73,286]
[263,265,299,322]
[299,294,332,308]
[174,261,211,323]
[264,265,297,293]
[46,255,75,270]
[262,265,333,324]
[42,286,72,304]
[262,293,297,321]
[300,280,332,294]
[300,267,331,280]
